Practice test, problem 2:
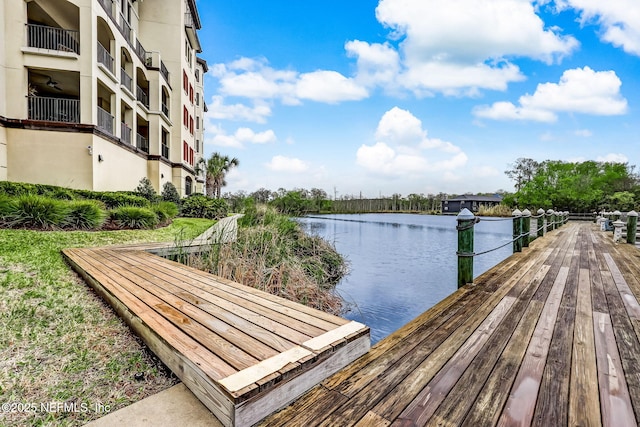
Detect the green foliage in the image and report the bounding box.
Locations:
[270,191,311,215]
[3,195,70,229]
[161,181,181,205]
[134,177,159,202]
[65,200,108,230]
[88,192,150,209]
[181,194,229,219]
[151,201,179,224]
[511,159,639,212]
[109,206,159,229]
[606,191,636,212]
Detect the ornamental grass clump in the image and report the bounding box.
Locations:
[3,194,70,229]
[151,201,179,225]
[109,206,159,229]
[65,200,108,230]
[188,205,347,315]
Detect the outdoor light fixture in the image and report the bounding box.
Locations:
[98,155,104,162]
[87,146,93,155]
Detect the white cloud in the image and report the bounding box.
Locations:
[206,126,277,149]
[207,96,272,123]
[211,58,367,105]
[474,166,501,177]
[357,107,467,177]
[358,0,579,95]
[554,0,640,56]
[574,129,592,137]
[597,153,629,163]
[473,67,628,122]
[296,71,368,103]
[345,40,400,88]
[265,155,310,173]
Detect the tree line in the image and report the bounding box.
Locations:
[504,158,639,212]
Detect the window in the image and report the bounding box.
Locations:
[189,85,194,104]
[189,116,194,135]
[183,141,188,161]
[185,176,192,195]
[189,148,194,165]
[195,69,200,82]
[196,92,199,106]
[183,106,188,127]
[196,139,200,153]
[161,128,169,158]
[183,70,188,93]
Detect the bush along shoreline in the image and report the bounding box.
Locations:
[185,203,348,315]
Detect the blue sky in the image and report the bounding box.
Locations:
[196,0,640,198]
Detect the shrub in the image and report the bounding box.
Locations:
[151,201,179,224]
[4,195,70,229]
[91,192,150,209]
[135,177,159,202]
[161,182,181,205]
[109,206,159,229]
[65,200,107,230]
[0,194,11,222]
[181,194,229,219]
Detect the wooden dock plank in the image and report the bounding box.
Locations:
[102,248,306,351]
[568,268,601,427]
[497,266,569,426]
[593,311,637,427]
[393,296,517,425]
[428,263,551,426]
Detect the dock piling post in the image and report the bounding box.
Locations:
[546,209,554,233]
[513,209,523,253]
[537,208,545,238]
[522,209,531,247]
[456,208,475,288]
[627,211,638,244]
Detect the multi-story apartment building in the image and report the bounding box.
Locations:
[0,0,206,196]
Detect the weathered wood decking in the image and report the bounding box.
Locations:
[259,222,640,426]
[62,242,370,426]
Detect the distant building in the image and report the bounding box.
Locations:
[442,194,503,214]
[0,0,206,196]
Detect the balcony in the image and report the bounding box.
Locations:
[161,144,169,159]
[97,42,114,75]
[117,13,132,44]
[120,68,133,93]
[26,24,79,54]
[160,61,170,83]
[97,106,114,134]
[136,85,149,108]
[97,0,114,19]
[121,122,132,145]
[135,38,149,65]
[136,133,149,153]
[28,96,79,123]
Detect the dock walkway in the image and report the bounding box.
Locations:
[62,218,369,427]
[259,222,640,426]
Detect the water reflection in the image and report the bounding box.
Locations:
[297,213,513,343]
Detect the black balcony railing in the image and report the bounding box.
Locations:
[28,96,80,123]
[121,122,132,144]
[97,0,114,19]
[97,106,114,134]
[160,61,170,83]
[97,42,114,74]
[117,13,132,44]
[26,24,79,54]
[120,68,133,92]
[135,38,148,64]
[136,85,149,108]
[161,144,169,159]
[136,133,149,153]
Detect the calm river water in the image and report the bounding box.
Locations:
[297,213,513,343]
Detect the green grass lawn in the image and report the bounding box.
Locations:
[0,218,214,427]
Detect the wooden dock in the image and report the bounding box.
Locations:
[259,222,640,426]
[62,244,370,426]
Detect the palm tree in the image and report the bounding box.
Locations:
[196,152,239,198]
